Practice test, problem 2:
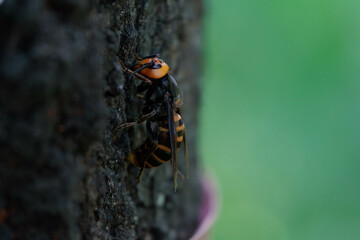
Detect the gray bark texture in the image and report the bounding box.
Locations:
[0,0,203,239]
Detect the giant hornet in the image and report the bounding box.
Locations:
[112,54,187,190]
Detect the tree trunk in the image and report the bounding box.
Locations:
[0,0,203,239]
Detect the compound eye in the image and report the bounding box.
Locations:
[153,64,162,69]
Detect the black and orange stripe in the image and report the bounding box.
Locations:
[126,112,185,169]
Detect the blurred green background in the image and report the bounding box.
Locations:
[199,0,360,239]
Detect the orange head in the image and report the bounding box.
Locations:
[133,54,169,79]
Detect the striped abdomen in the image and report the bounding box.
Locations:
[126,113,185,168]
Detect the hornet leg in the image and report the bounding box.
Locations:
[137,121,159,183]
[112,110,156,142]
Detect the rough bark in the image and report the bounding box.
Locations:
[0,0,202,239]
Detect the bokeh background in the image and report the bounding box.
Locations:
[199,0,360,239]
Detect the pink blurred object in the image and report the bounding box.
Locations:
[189,172,220,240]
